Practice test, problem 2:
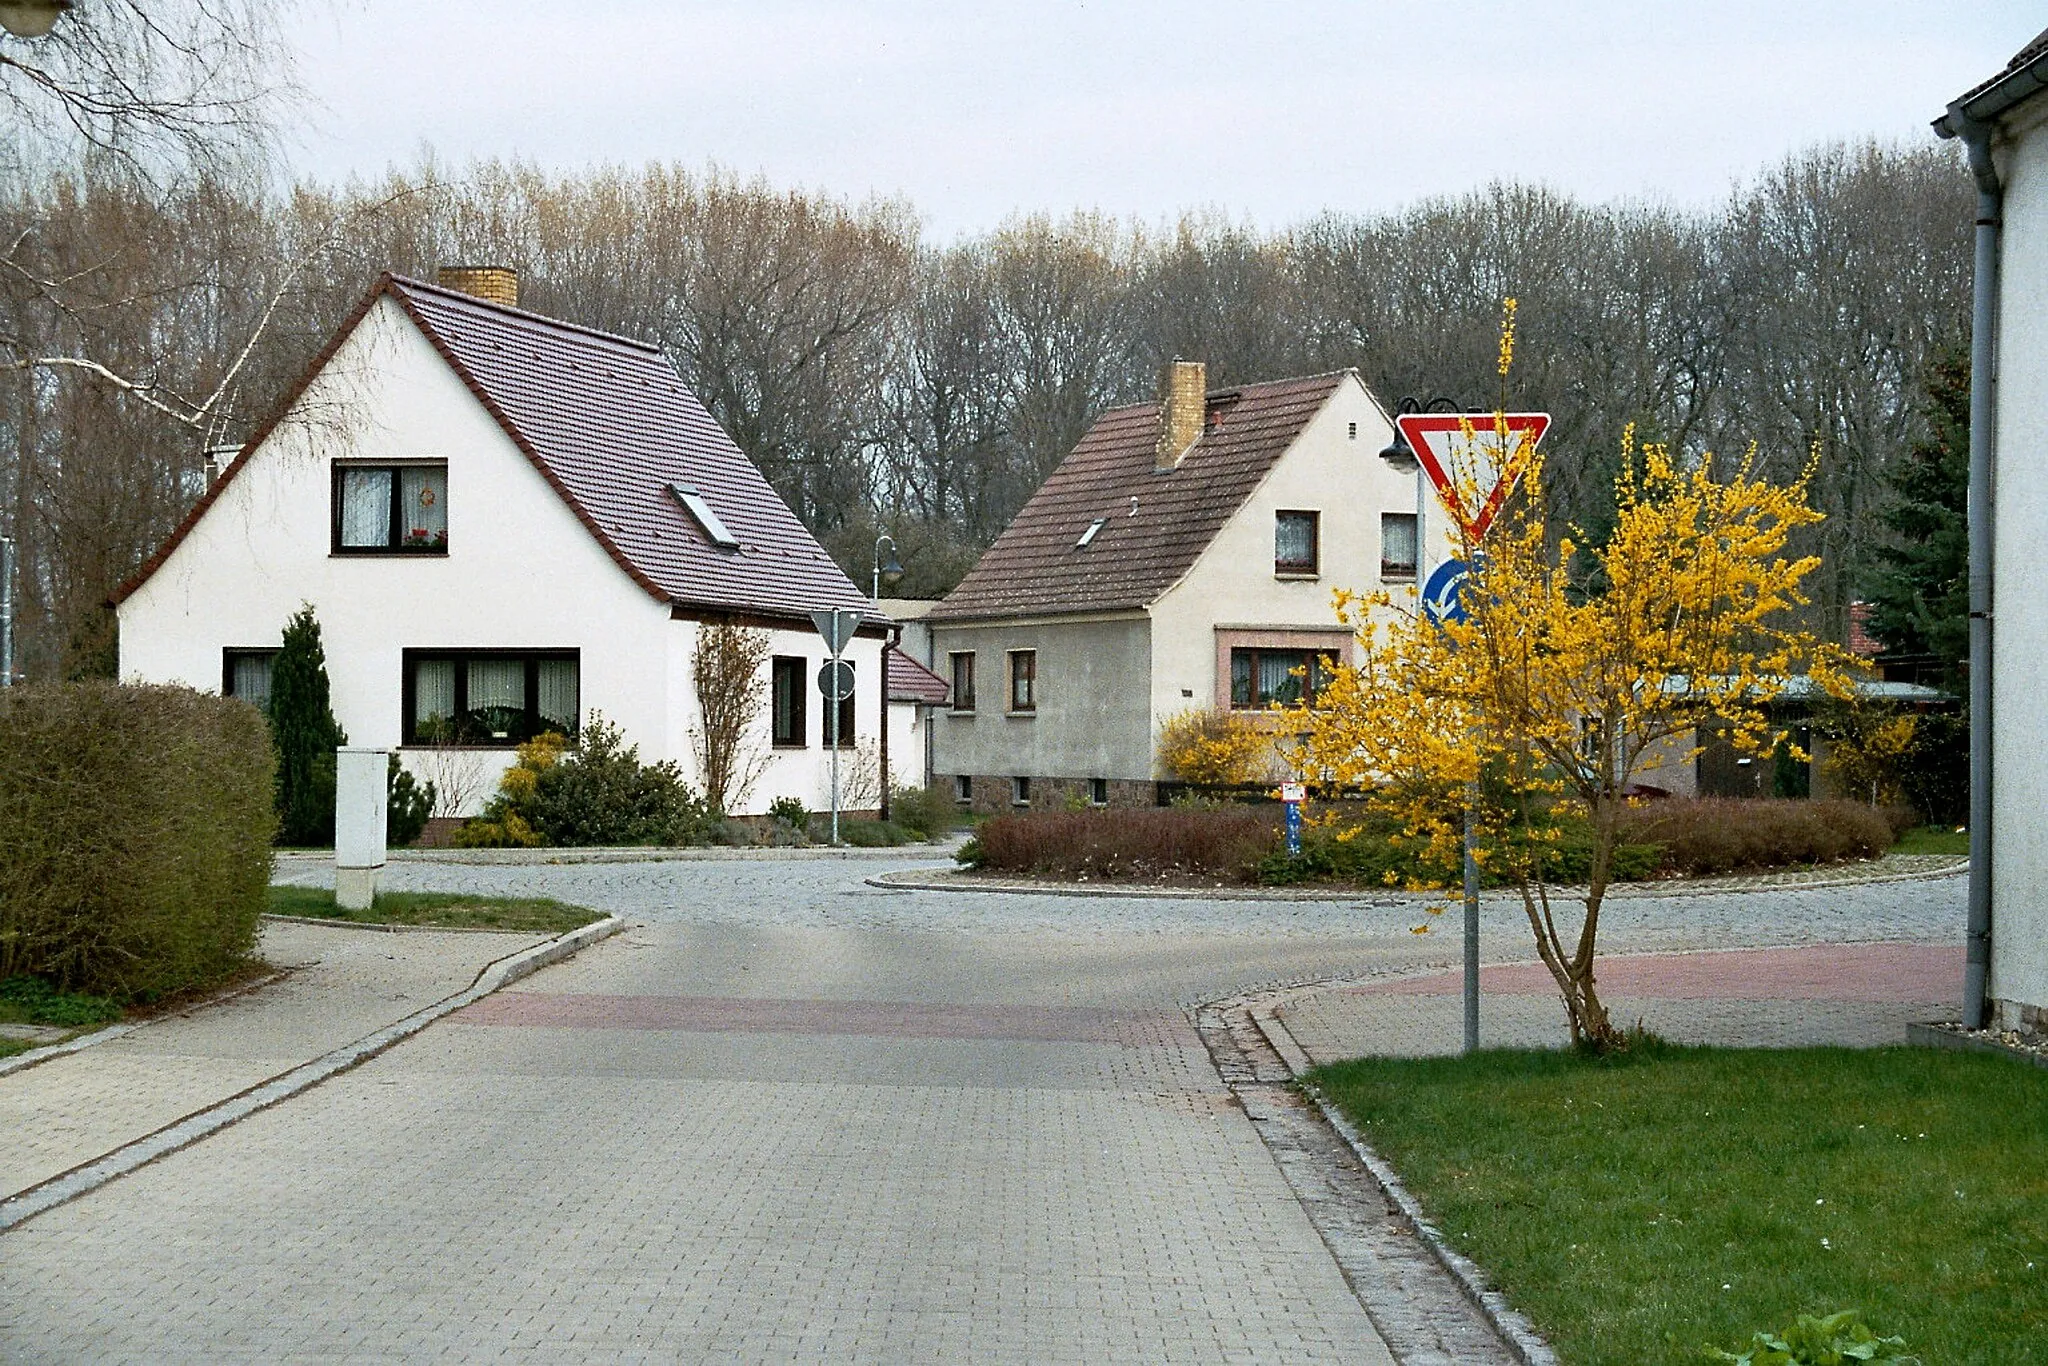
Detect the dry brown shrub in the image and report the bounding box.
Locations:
[971,808,1279,880]
[1616,798,1894,877]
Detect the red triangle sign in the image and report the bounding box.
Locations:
[1394,412,1550,544]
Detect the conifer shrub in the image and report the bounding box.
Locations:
[455,717,716,847]
[269,605,346,846]
[386,754,435,847]
[0,683,275,998]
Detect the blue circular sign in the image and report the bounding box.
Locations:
[1421,558,1469,625]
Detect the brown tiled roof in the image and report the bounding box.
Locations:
[887,650,950,704]
[116,275,867,623]
[1945,26,2048,115]
[928,372,1353,621]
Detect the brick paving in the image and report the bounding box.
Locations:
[0,855,1967,1363]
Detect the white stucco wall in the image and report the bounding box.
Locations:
[117,294,884,819]
[1991,99,2048,1019]
[1145,374,1416,774]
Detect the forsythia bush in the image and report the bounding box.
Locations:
[1157,708,1272,784]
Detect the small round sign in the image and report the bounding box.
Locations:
[817,659,856,701]
[1421,558,1469,625]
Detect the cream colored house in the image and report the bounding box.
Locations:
[926,363,1418,808]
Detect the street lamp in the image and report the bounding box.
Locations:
[0,1,71,39]
[872,534,904,602]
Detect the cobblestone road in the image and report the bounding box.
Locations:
[0,855,1965,1363]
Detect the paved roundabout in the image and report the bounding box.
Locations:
[0,853,1965,1363]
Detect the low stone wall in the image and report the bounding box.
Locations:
[944,773,1154,814]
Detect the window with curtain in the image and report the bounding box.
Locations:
[950,652,976,711]
[1381,512,1418,579]
[1007,650,1036,713]
[333,463,448,552]
[402,651,578,746]
[771,656,806,747]
[1229,648,1337,709]
[1274,510,1319,574]
[222,649,277,712]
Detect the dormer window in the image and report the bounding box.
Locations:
[670,482,739,548]
[334,462,447,554]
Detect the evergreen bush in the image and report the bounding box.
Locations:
[268,605,346,846]
[0,683,274,998]
[387,754,435,847]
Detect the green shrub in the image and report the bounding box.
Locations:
[456,717,716,848]
[0,683,275,998]
[840,819,912,847]
[888,784,954,839]
[768,796,810,828]
[1709,1309,1918,1365]
[387,754,434,847]
[269,605,346,846]
[0,974,123,1027]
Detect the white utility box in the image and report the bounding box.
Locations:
[334,747,389,911]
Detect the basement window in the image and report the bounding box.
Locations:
[1076,517,1107,549]
[670,482,739,548]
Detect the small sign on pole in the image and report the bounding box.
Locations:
[1280,781,1306,858]
[812,606,863,845]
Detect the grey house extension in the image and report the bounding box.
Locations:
[926,362,1414,810]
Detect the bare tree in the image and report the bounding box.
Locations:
[691,619,772,813]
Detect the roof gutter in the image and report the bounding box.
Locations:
[1934,99,2009,1030]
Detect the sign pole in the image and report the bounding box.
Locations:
[1396,411,1551,1057]
[830,609,842,846]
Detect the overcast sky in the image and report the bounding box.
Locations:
[284,2,2039,240]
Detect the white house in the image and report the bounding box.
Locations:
[925,362,1420,808]
[114,268,888,821]
[1938,29,2048,1034]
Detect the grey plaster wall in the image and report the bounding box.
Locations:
[929,617,1153,783]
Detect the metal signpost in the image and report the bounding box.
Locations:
[810,608,861,845]
[1394,410,1550,1054]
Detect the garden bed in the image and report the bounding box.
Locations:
[265,886,603,934]
[1311,1044,2047,1365]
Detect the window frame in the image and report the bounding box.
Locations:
[222,648,279,713]
[949,651,977,712]
[1228,646,1338,711]
[1274,509,1320,576]
[400,648,580,748]
[954,774,973,804]
[1011,775,1031,807]
[1090,777,1108,806]
[771,655,808,748]
[1007,649,1037,714]
[1380,511,1419,580]
[332,460,450,556]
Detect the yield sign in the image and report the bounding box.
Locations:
[1395,412,1550,544]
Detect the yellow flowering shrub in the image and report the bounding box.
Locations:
[1157,708,1273,785]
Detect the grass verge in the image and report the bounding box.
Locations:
[1310,1045,2047,1365]
[266,886,602,934]
[1891,825,1970,856]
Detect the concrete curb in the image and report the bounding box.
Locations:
[0,915,628,1235]
[1906,1020,2048,1069]
[259,912,585,936]
[1245,1004,1561,1366]
[870,857,1967,902]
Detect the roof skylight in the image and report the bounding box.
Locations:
[669,482,739,548]
[1076,517,1108,549]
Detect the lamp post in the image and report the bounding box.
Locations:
[872,534,904,602]
[1380,394,1485,1056]
[0,1,71,39]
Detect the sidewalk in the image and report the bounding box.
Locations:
[0,920,550,1203]
[1274,941,1964,1062]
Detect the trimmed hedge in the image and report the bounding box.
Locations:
[963,807,1279,879]
[0,683,275,998]
[1615,797,1901,877]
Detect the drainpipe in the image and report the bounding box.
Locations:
[1952,109,2000,1030]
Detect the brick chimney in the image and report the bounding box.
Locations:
[436,265,519,308]
[1154,360,1206,470]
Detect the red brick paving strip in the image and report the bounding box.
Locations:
[454,993,1175,1044]
[1349,943,1962,1002]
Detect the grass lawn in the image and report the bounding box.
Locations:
[1311,1045,2048,1365]
[1891,825,1971,856]
[266,885,603,934]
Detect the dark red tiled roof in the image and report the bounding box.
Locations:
[116,274,867,623]
[928,372,1352,621]
[887,650,950,704]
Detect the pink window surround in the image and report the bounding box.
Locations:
[1211,628,1353,713]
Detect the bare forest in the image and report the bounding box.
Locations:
[1,132,1970,679]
